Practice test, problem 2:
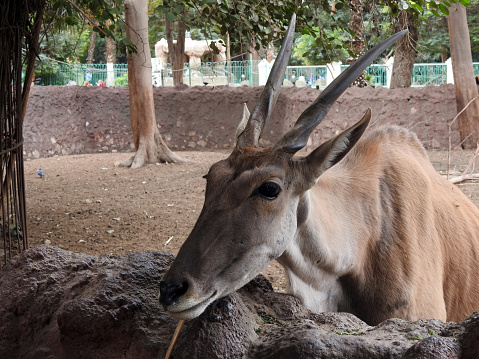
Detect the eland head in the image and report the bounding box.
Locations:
[157,16,437,324]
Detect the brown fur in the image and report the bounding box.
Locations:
[159,25,479,324]
[160,122,479,325]
[317,127,479,323]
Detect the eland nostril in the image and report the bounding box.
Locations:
[159,281,189,306]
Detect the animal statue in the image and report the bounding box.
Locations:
[159,15,479,326]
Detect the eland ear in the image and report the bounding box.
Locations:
[235,103,250,141]
[303,108,371,182]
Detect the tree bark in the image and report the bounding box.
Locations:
[105,29,116,64]
[86,29,97,64]
[123,0,184,168]
[105,19,116,86]
[348,0,368,87]
[165,17,186,86]
[390,10,418,89]
[349,0,363,55]
[21,6,44,121]
[448,3,479,149]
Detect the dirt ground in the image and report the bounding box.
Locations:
[24,149,479,293]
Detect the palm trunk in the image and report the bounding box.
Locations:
[348,0,368,87]
[349,0,363,55]
[86,29,97,64]
[105,20,116,86]
[389,10,418,89]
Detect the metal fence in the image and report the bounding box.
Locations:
[34,61,128,86]
[411,63,447,87]
[151,59,264,87]
[284,65,327,87]
[34,57,479,88]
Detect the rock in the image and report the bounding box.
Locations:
[295,79,306,87]
[1,246,478,359]
[0,245,177,359]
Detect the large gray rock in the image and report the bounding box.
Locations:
[0,245,177,359]
[0,245,478,358]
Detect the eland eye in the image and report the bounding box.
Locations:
[256,182,281,200]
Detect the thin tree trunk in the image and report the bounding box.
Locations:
[105,20,116,86]
[390,10,418,88]
[21,5,44,121]
[122,0,184,168]
[86,29,97,64]
[349,0,363,55]
[249,37,261,61]
[226,32,232,84]
[348,0,368,87]
[441,46,448,63]
[165,17,186,86]
[448,3,479,148]
[105,28,116,64]
[226,32,231,63]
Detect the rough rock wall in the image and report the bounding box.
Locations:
[1,245,478,359]
[24,85,459,160]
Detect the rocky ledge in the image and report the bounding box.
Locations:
[0,245,478,358]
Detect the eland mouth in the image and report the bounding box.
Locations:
[160,283,218,320]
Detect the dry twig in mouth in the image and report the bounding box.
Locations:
[164,319,185,359]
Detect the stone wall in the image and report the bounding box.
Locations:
[24,84,459,159]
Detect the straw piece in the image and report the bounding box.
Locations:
[164,319,185,359]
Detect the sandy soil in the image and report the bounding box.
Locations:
[24,149,479,293]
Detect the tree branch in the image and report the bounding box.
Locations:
[449,173,479,184]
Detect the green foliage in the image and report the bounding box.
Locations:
[291,28,349,65]
[46,0,124,38]
[115,72,129,86]
[34,27,90,83]
[41,0,477,69]
[39,27,90,63]
[43,0,132,59]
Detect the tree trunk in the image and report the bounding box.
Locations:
[105,20,116,86]
[165,17,186,86]
[349,0,363,55]
[226,32,232,84]
[122,0,184,168]
[390,10,418,88]
[86,29,97,64]
[348,0,368,87]
[21,6,44,120]
[105,32,116,64]
[448,3,479,149]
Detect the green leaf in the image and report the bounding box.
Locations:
[459,0,470,5]
[250,10,259,23]
[110,8,121,15]
[166,12,176,21]
[438,3,450,15]
[411,3,423,13]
